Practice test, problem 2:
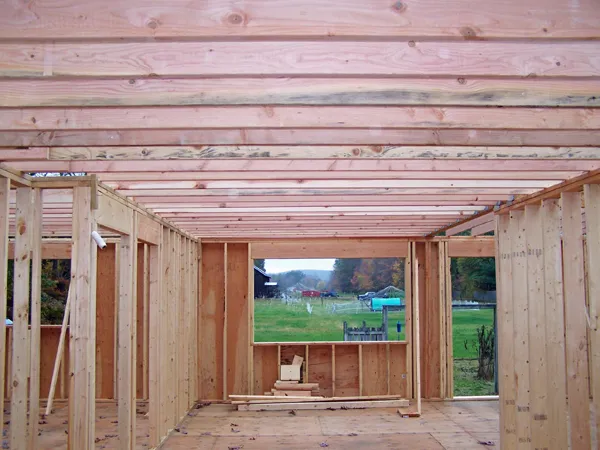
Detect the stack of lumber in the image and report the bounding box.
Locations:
[229,395,410,411]
[269,381,320,397]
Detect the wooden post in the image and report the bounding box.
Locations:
[524,205,549,449]
[148,233,162,446]
[404,247,413,398]
[11,187,32,450]
[118,212,137,450]
[509,211,531,446]
[495,214,517,448]
[561,191,592,449]
[0,177,9,432]
[541,199,568,449]
[583,184,600,448]
[412,242,422,414]
[69,186,98,450]
[28,189,42,450]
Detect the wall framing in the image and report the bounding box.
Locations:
[495,170,600,449]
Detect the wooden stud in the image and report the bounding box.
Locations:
[509,210,531,447]
[223,243,228,400]
[524,205,549,449]
[148,235,162,447]
[0,177,9,431]
[495,214,517,448]
[248,244,254,396]
[561,191,592,449]
[10,187,32,450]
[118,211,137,450]
[69,186,98,450]
[540,199,569,449]
[412,242,422,414]
[28,189,42,449]
[143,242,149,399]
[332,345,336,397]
[304,345,309,383]
[358,344,363,397]
[444,242,453,398]
[404,250,413,398]
[584,184,600,448]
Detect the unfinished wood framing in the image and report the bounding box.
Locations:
[2,2,600,449]
[69,185,98,449]
[495,170,600,449]
[0,177,9,432]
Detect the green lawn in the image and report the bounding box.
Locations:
[254,297,405,342]
[254,298,495,396]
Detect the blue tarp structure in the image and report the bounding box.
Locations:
[371,297,403,311]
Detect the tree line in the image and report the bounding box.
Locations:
[329,257,496,298]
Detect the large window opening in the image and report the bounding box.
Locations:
[451,256,497,396]
[253,257,406,343]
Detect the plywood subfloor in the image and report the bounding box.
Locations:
[4,400,149,450]
[161,401,499,450]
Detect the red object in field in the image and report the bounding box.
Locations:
[301,290,320,297]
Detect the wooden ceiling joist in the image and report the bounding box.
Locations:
[2,129,600,148]
[1,0,599,39]
[0,0,598,240]
[1,41,599,78]
[2,78,599,108]
[3,106,600,131]
[9,158,598,173]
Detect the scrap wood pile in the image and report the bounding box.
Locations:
[230,354,409,411]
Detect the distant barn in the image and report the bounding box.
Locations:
[254,266,279,298]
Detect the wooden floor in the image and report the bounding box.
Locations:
[161,401,499,450]
[4,400,150,450]
[21,400,498,449]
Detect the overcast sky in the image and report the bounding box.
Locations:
[264,259,335,274]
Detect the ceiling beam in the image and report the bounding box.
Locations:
[3,106,600,130]
[2,78,600,108]
[2,129,599,147]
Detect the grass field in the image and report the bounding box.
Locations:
[254,297,495,396]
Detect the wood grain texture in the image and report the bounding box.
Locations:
[39,327,70,399]
[3,129,599,147]
[118,212,138,450]
[226,243,250,396]
[561,191,592,449]
[307,345,333,397]
[0,178,8,429]
[1,0,599,38]
[11,187,32,450]
[1,41,599,77]
[16,158,598,175]
[2,78,600,107]
[3,106,600,130]
[199,243,225,400]
[495,214,517,449]
[524,205,549,449]
[252,346,278,395]
[333,345,360,397]
[69,186,97,450]
[45,145,600,161]
[252,239,409,259]
[583,184,600,448]
[389,344,407,398]
[508,211,531,448]
[361,344,388,396]
[540,199,568,450]
[96,243,116,399]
